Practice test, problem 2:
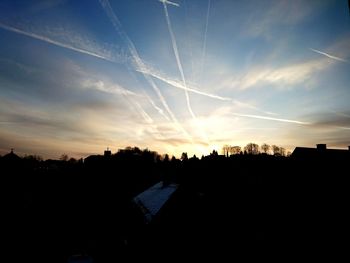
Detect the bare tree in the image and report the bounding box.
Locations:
[222,144,230,157]
[60,154,69,161]
[261,143,270,154]
[279,147,286,157]
[181,152,188,161]
[230,146,241,155]
[244,143,259,155]
[271,145,280,156]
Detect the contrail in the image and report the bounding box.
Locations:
[233,113,310,125]
[162,1,196,120]
[99,0,194,142]
[200,0,211,80]
[138,67,277,116]
[232,100,277,116]
[0,22,116,63]
[122,92,165,140]
[145,94,171,121]
[310,48,348,63]
[137,68,231,101]
[159,0,180,7]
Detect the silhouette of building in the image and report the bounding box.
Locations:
[104,147,111,157]
[2,148,21,162]
[292,144,350,160]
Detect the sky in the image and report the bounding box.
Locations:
[0,0,349,159]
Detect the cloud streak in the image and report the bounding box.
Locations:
[0,22,118,63]
[138,67,276,115]
[229,58,331,90]
[200,0,211,80]
[162,1,196,120]
[159,0,179,8]
[137,67,231,101]
[233,113,310,125]
[99,0,193,143]
[309,48,348,63]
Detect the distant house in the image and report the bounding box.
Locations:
[104,147,111,157]
[1,149,21,162]
[291,144,350,160]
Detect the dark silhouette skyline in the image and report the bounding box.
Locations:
[2,143,348,261]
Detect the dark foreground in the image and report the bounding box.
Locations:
[2,151,348,261]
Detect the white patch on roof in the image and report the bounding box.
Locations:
[133,181,178,222]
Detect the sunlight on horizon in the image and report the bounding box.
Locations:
[0,0,350,159]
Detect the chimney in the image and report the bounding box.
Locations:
[316,144,326,150]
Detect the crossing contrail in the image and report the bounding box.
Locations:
[0,22,116,63]
[145,94,171,121]
[200,0,211,80]
[162,1,196,120]
[159,0,180,7]
[310,48,348,63]
[137,68,231,101]
[99,0,194,142]
[233,113,310,125]
[0,22,168,139]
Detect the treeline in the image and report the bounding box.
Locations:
[222,143,290,157]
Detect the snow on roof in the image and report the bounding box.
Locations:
[133,181,178,222]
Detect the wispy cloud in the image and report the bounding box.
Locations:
[200,0,211,81]
[228,57,331,90]
[159,0,179,8]
[0,22,124,63]
[137,67,230,101]
[82,79,138,97]
[162,1,196,120]
[309,48,348,63]
[145,94,170,121]
[138,66,277,116]
[233,113,310,125]
[243,0,328,39]
[99,0,193,142]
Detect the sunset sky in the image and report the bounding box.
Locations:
[0,0,349,159]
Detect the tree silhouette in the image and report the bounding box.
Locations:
[279,147,286,157]
[261,143,270,154]
[230,146,241,155]
[271,145,280,156]
[60,154,69,161]
[222,144,230,157]
[244,143,259,155]
[181,152,188,161]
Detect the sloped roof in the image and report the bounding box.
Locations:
[133,181,178,223]
[292,147,349,160]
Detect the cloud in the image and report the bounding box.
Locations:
[282,111,350,149]
[307,111,350,130]
[233,113,310,125]
[159,0,180,8]
[0,22,127,63]
[99,0,194,143]
[199,0,211,81]
[228,57,332,90]
[310,48,348,63]
[162,1,196,120]
[138,67,231,101]
[82,79,138,97]
[243,0,328,39]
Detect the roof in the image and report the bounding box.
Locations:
[2,150,21,162]
[292,147,350,160]
[133,181,178,223]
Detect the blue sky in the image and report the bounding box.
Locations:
[0,0,349,158]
